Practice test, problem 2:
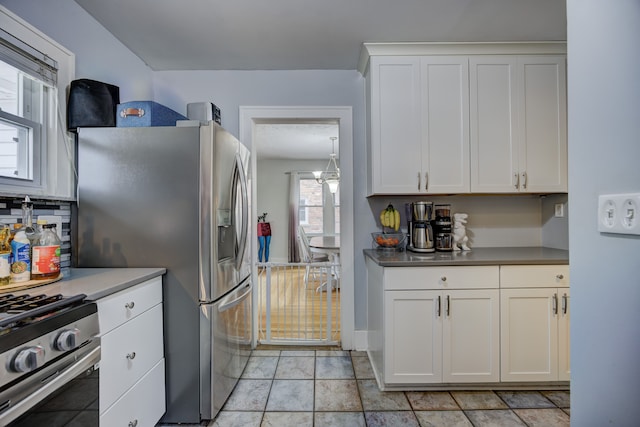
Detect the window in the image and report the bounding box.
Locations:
[298,197,309,225]
[0,62,48,184]
[298,177,340,235]
[0,7,75,198]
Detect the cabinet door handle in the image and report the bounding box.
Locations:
[552,293,558,315]
[417,172,421,191]
[446,295,450,316]
[425,172,429,191]
[126,352,136,360]
[125,301,135,309]
[562,293,568,315]
[514,173,520,189]
[522,172,527,189]
[436,295,441,317]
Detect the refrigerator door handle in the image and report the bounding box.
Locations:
[218,281,252,312]
[234,153,249,271]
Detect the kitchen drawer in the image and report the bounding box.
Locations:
[500,265,570,288]
[97,276,162,334]
[100,303,164,411]
[384,266,499,290]
[100,358,166,427]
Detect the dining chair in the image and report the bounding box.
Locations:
[297,231,329,288]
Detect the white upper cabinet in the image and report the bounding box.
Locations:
[367,56,469,195]
[368,56,469,194]
[368,56,423,194]
[363,43,567,196]
[420,57,470,194]
[470,56,567,193]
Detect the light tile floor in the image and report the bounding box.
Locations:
[209,350,570,427]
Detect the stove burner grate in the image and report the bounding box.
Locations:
[0,293,88,330]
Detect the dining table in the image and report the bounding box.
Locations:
[308,235,340,292]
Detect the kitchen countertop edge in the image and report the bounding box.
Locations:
[364,246,569,266]
[9,268,167,300]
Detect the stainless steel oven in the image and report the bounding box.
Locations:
[0,293,100,426]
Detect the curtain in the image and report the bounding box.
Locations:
[288,172,301,262]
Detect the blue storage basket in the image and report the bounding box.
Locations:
[116,101,186,127]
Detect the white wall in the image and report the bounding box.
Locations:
[1,0,153,100]
[567,1,640,425]
[256,158,328,262]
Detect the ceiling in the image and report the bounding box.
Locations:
[72,0,566,159]
[73,0,566,71]
[254,122,339,160]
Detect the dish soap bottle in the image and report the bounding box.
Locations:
[31,223,61,280]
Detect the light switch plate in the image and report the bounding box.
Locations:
[598,193,640,235]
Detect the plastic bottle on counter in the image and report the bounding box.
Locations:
[11,197,35,283]
[31,223,61,280]
[11,228,32,284]
[0,225,10,286]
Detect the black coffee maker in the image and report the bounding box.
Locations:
[433,204,454,251]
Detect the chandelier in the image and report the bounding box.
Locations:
[313,136,340,194]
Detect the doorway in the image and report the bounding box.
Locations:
[240,106,354,350]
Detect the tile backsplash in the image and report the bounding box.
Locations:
[0,197,72,277]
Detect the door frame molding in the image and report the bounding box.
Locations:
[240,105,354,349]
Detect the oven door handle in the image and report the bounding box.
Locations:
[0,343,100,425]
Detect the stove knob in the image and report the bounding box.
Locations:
[11,346,45,373]
[55,329,80,351]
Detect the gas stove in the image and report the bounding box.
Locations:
[0,291,100,425]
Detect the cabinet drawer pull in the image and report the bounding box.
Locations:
[556,274,564,280]
[125,301,135,309]
[128,420,138,427]
[440,276,447,282]
[126,352,136,360]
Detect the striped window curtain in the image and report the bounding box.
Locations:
[288,172,301,262]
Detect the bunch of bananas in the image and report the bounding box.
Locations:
[380,204,401,231]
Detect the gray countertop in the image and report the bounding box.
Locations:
[8,268,166,300]
[364,247,569,266]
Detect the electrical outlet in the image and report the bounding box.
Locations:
[554,203,564,217]
[598,193,640,235]
[598,196,617,232]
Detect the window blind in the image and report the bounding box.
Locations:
[0,28,57,86]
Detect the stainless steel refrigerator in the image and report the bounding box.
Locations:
[75,122,252,423]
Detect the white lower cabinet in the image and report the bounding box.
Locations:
[367,260,570,388]
[100,359,166,427]
[97,276,166,427]
[385,288,500,384]
[373,265,500,385]
[500,266,570,382]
